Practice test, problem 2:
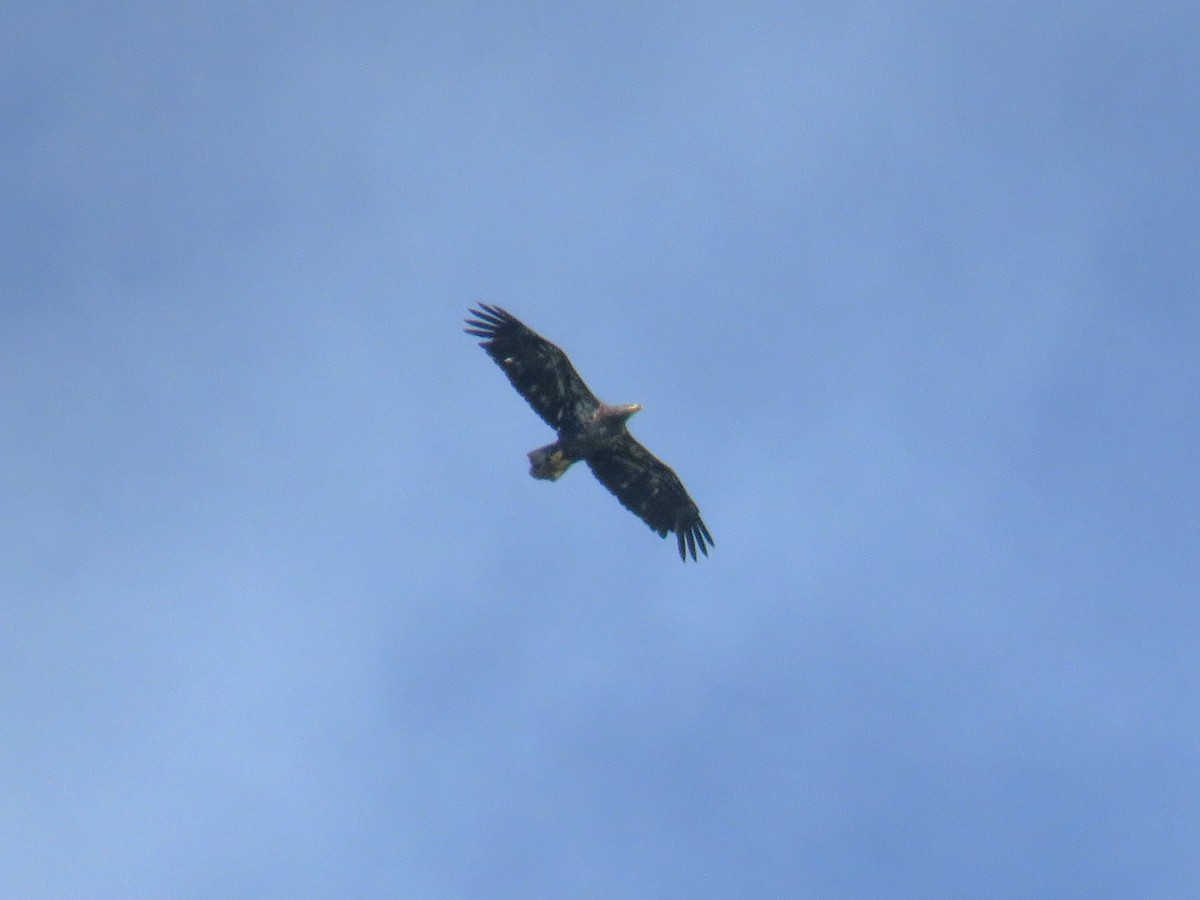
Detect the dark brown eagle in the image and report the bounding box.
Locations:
[465,304,714,562]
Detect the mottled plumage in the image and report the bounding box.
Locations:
[465,304,713,562]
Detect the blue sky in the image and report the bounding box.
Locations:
[3,2,1198,897]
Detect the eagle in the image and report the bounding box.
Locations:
[465,304,714,562]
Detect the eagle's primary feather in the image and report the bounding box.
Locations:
[464,304,713,562]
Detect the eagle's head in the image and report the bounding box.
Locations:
[596,402,643,430]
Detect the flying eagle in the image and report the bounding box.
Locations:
[465,304,714,562]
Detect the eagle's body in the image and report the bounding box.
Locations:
[527,402,641,481]
[465,304,713,562]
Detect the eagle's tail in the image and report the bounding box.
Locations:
[528,443,573,481]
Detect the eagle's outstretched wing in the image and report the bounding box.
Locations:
[464,304,599,431]
[586,435,714,562]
